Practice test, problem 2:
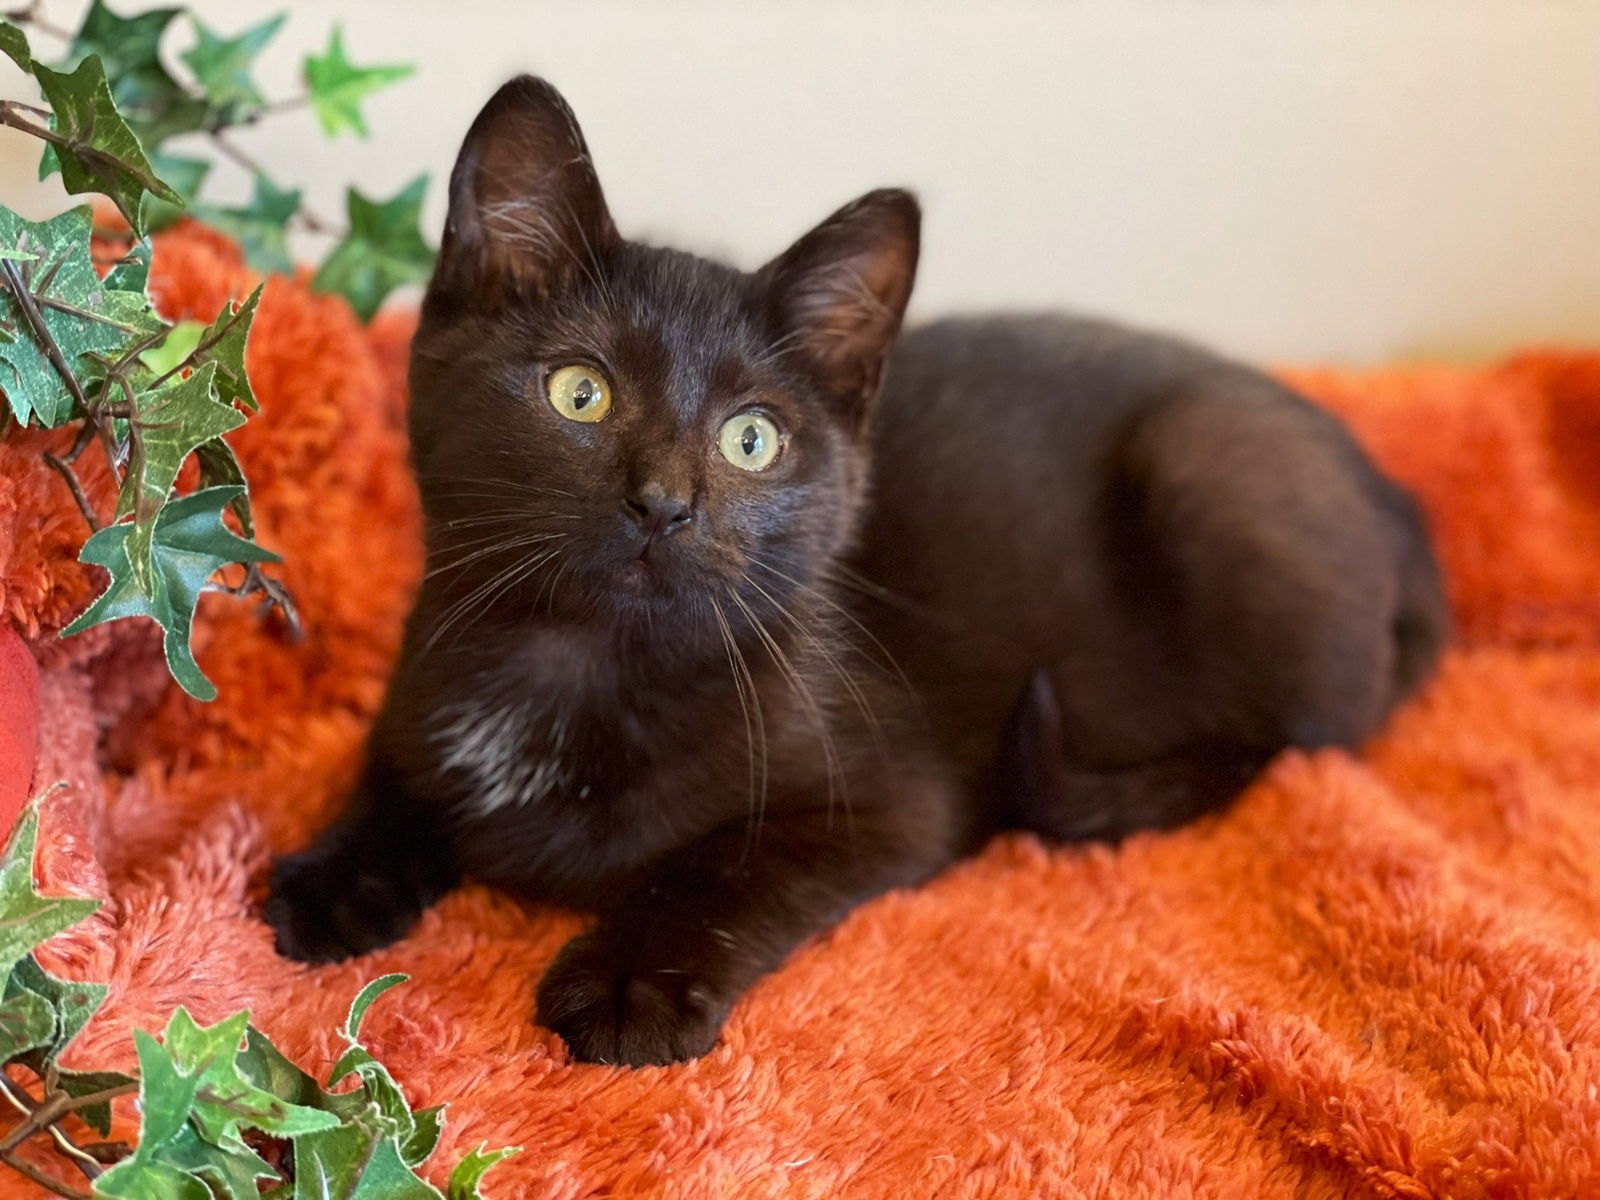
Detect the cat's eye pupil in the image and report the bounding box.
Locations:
[572,379,593,410]
[739,425,760,456]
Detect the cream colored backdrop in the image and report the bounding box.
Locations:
[1,0,1597,364]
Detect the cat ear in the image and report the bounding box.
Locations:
[429,75,618,310]
[758,189,920,412]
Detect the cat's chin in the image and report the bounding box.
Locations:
[595,558,710,619]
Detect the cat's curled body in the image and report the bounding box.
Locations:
[266,77,1446,1066]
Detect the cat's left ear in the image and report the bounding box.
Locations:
[758,189,920,417]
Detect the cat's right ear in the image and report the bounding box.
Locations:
[428,76,618,311]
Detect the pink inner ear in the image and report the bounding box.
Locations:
[466,124,606,298]
[761,191,920,401]
[783,248,916,399]
[794,265,901,374]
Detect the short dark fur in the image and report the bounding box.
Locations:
[266,77,1447,1065]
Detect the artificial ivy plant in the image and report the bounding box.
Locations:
[0,5,515,1195]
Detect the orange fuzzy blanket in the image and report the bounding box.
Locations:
[4,224,1600,1198]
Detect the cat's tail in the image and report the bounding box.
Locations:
[995,485,1446,845]
[995,671,1271,843]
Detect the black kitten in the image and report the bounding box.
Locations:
[266,76,1446,1066]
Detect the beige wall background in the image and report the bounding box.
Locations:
[2,0,1597,364]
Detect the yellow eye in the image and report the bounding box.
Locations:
[546,365,612,423]
[718,412,782,471]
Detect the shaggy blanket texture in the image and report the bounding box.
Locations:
[3,224,1600,1199]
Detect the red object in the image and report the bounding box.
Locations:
[0,626,37,837]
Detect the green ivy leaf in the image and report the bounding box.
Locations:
[96,1156,213,1200]
[130,1026,202,1149]
[141,319,205,379]
[238,1026,350,1114]
[5,955,125,1131]
[292,1122,442,1200]
[144,151,209,233]
[302,24,413,139]
[239,977,500,1196]
[0,806,99,982]
[345,974,408,1042]
[448,1143,520,1200]
[159,1125,278,1200]
[0,206,162,425]
[327,974,431,1151]
[195,436,254,537]
[195,173,299,276]
[401,1104,445,1169]
[162,1007,340,1145]
[60,0,210,150]
[180,13,285,122]
[95,1030,225,1199]
[63,485,280,701]
[0,983,55,1061]
[33,54,183,237]
[11,956,107,1061]
[0,20,33,72]
[312,175,433,321]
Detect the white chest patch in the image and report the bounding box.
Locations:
[430,699,569,815]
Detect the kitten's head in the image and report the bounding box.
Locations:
[409,76,918,635]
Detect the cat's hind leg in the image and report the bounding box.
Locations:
[996,670,1269,842]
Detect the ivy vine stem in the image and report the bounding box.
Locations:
[0,256,95,415]
[41,448,98,529]
[207,128,342,236]
[0,1070,137,1196]
[0,1148,88,1200]
[0,0,67,41]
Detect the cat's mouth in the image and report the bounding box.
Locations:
[607,542,701,606]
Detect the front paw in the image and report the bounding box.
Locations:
[536,929,728,1066]
[265,843,431,965]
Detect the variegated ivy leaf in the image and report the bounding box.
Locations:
[327,974,442,1164]
[103,237,153,294]
[114,362,247,598]
[190,283,263,413]
[0,19,32,72]
[63,485,279,701]
[58,0,210,150]
[160,1007,340,1146]
[0,804,99,986]
[32,53,182,237]
[0,206,163,426]
[448,1143,521,1199]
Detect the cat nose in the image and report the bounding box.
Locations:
[623,485,694,538]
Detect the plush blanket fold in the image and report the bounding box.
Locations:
[3,224,1598,1198]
